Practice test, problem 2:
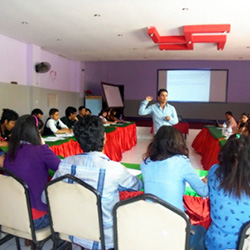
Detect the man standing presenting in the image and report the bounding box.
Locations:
[138,89,178,134]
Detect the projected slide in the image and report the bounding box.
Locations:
[167,70,210,102]
[158,69,228,103]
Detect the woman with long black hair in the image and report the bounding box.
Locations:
[4,115,60,229]
[205,134,250,249]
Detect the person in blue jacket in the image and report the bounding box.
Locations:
[205,134,250,250]
[140,125,208,250]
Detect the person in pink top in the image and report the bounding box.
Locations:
[220,111,238,131]
[225,111,237,131]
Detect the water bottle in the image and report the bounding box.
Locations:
[227,125,233,135]
[222,122,227,136]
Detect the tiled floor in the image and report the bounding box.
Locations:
[0,127,202,250]
[122,127,202,170]
[0,235,81,250]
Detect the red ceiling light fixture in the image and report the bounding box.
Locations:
[148,24,231,51]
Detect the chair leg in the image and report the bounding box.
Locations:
[52,235,59,250]
[30,241,36,250]
[56,241,72,250]
[35,240,48,250]
[15,237,21,250]
[0,234,13,245]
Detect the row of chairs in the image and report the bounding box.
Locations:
[0,168,249,250]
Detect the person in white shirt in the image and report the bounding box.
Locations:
[42,108,72,136]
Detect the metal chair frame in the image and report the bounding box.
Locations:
[113,193,191,250]
[0,168,51,250]
[45,174,106,250]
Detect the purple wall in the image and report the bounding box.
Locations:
[0,34,82,93]
[84,60,250,103]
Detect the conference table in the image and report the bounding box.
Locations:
[192,126,227,170]
[45,122,137,162]
[151,122,189,137]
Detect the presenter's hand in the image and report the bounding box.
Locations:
[166,116,171,121]
[145,96,153,102]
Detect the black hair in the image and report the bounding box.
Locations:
[216,134,250,198]
[225,111,233,116]
[31,108,43,116]
[0,109,19,123]
[73,115,104,152]
[78,106,85,111]
[98,108,109,116]
[8,115,41,160]
[241,112,248,117]
[86,108,92,114]
[65,106,77,117]
[49,108,59,116]
[157,89,168,97]
[143,126,188,162]
[38,118,44,131]
[246,120,250,135]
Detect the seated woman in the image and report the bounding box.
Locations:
[205,134,250,250]
[140,125,208,250]
[4,115,60,229]
[107,108,119,122]
[237,112,249,134]
[99,109,117,125]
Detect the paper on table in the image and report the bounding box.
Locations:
[43,137,65,142]
[55,133,74,138]
[64,133,74,137]
[127,168,142,176]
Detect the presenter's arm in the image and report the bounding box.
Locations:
[167,106,178,125]
[138,96,153,116]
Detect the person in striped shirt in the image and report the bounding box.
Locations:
[52,115,143,250]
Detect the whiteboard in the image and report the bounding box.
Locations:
[102,82,124,108]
